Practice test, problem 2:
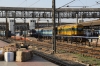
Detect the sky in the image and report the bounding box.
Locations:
[0,0,100,8]
[0,0,100,23]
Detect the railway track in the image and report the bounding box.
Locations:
[2,37,100,59]
[0,37,86,66]
[1,37,100,65]
[33,50,86,66]
[56,42,100,59]
[30,38,100,59]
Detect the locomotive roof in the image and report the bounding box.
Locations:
[34,27,53,30]
[79,20,100,26]
[42,27,53,30]
[58,23,82,27]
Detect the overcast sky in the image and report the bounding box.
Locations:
[0,0,100,23]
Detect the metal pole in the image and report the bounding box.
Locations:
[24,9,26,45]
[14,12,16,41]
[81,14,83,22]
[5,11,8,39]
[76,13,78,24]
[3,24,5,39]
[47,20,49,27]
[58,12,60,26]
[52,0,56,54]
[37,18,40,41]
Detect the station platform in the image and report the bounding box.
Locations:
[0,55,58,66]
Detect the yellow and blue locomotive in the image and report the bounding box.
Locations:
[57,24,83,36]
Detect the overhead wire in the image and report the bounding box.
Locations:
[96,1,100,3]
[29,0,40,7]
[86,0,87,6]
[96,1,100,4]
[96,1,100,7]
[26,0,27,7]
[57,0,76,9]
[60,0,88,8]
[78,0,85,6]
[78,0,90,8]
[89,1,100,7]
[17,0,27,7]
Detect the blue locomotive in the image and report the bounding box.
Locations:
[30,27,54,38]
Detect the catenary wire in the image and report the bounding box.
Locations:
[29,0,40,7]
[17,0,27,7]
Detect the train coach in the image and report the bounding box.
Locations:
[42,27,54,39]
[42,27,53,36]
[33,24,85,42]
[34,27,54,39]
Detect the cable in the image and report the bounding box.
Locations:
[26,0,27,7]
[78,0,85,6]
[29,0,40,7]
[96,1,100,4]
[86,0,87,6]
[89,1,100,7]
[96,1,100,3]
[17,0,27,7]
[57,0,76,9]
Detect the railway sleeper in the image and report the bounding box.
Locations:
[91,52,100,55]
[82,53,93,57]
[78,50,86,52]
[93,55,100,59]
[88,51,100,55]
[66,50,74,53]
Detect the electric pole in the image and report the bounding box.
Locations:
[5,11,8,39]
[24,8,26,45]
[52,0,56,54]
[76,13,78,24]
[37,18,40,40]
[14,12,16,41]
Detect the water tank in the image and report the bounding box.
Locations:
[4,52,14,62]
